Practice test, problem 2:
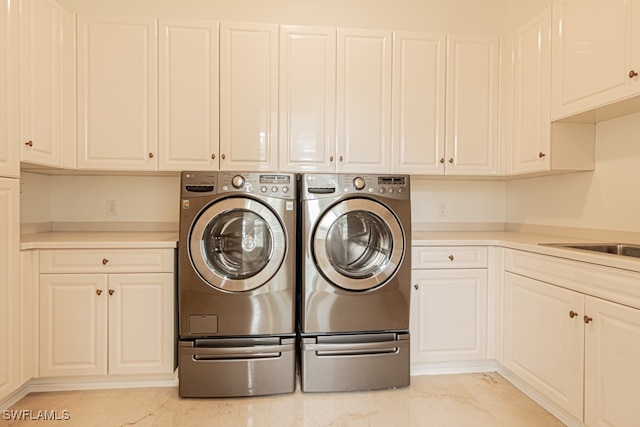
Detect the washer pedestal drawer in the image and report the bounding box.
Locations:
[300,332,410,392]
[178,337,296,397]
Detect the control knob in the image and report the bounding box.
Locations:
[231,175,245,189]
[353,177,366,191]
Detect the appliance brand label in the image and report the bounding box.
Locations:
[182,199,190,209]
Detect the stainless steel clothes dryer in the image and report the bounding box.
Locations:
[178,171,296,397]
[299,174,411,392]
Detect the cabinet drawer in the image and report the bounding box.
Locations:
[39,249,174,273]
[412,246,487,269]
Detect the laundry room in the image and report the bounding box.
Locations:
[4,0,640,426]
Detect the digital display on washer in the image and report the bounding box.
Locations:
[260,175,291,184]
[378,177,406,185]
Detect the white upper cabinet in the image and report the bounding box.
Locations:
[219,22,278,171]
[510,8,595,176]
[77,15,158,171]
[445,35,499,176]
[20,0,74,168]
[551,0,640,120]
[279,25,336,173]
[511,9,552,175]
[158,19,219,171]
[0,0,19,178]
[337,28,392,173]
[392,32,446,175]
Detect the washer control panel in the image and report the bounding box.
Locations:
[219,173,295,199]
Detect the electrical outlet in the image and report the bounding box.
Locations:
[106,200,117,216]
[438,201,448,217]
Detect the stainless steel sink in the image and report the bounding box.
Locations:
[541,243,640,258]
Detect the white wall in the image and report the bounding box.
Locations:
[57,0,509,35]
[20,172,180,231]
[506,112,640,233]
[411,178,506,230]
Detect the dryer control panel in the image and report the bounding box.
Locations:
[301,174,410,201]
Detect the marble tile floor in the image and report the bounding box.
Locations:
[3,373,565,427]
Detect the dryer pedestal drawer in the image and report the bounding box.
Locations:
[300,333,410,392]
[178,337,296,397]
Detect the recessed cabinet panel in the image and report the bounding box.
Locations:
[392,32,446,174]
[411,269,487,363]
[77,16,158,170]
[0,178,19,399]
[20,0,64,167]
[337,28,392,173]
[39,274,108,377]
[503,272,584,420]
[512,9,552,174]
[219,22,278,171]
[445,35,499,175]
[584,297,640,427]
[0,0,19,178]
[159,19,219,171]
[551,0,640,119]
[108,274,174,375]
[279,25,336,172]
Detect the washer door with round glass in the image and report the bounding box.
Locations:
[189,197,286,292]
[313,198,405,291]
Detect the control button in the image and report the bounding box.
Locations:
[379,187,386,194]
[398,187,405,194]
[368,187,374,193]
[282,187,289,193]
[343,188,350,193]
[261,186,268,193]
[271,186,278,193]
[353,177,366,190]
[231,175,245,189]
[222,185,229,191]
[389,188,395,194]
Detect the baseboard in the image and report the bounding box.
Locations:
[410,360,498,376]
[0,371,178,411]
[497,365,583,427]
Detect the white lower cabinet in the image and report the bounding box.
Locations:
[38,249,175,378]
[503,250,640,427]
[411,246,488,365]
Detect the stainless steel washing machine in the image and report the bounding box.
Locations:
[178,171,296,397]
[299,173,411,392]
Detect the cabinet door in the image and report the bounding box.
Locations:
[512,8,552,175]
[219,22,278,171]
[279,25,336,173]
[19,0,64,167]
[158,19,219,171]
[551,0,640,119]
[39,274,108,377]
[0,178,19,399]
[337,28,392,173]
[0,0,19,178]
[584,297,640,427]
[503,272,584,420]
[77,15,158,170]
[392,32,446,175]
[411,269,488,363]
[108,273,174,375]
[445,35,499,176]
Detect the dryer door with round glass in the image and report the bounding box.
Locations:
[189,197,286,292]
[313,198,405,291]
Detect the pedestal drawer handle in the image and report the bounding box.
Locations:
[569,311,578,318]
[448,255,454,261]
[96,289,103,296]
[108,289,115,296]
[584,315,593,324]
[414,284,419,290]
[102,258,109,265]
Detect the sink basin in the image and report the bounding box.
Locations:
[541,243,640,259]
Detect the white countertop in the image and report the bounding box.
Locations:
[20,232,179,250]
[412,230,640,273]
